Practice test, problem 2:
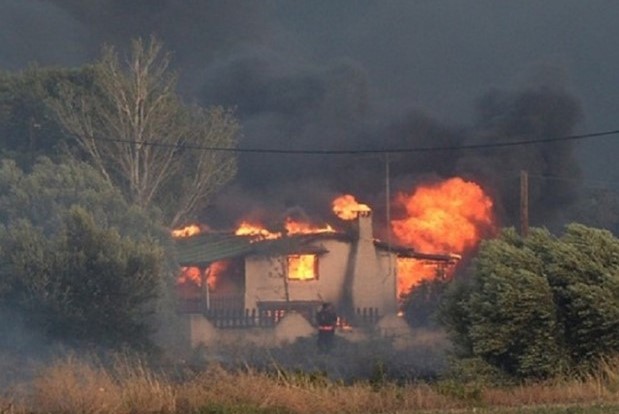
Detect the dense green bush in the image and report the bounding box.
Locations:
[440,225,619,379]
[0,157,167,350]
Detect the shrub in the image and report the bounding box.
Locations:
[440,225,619,380]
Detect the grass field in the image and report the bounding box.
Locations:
[428,406,619,413]
[1,354,619,414]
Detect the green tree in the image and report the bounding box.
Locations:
[0,157,167,349]
[441,225,619,379]
[0,67,92,164]
[545,224,619,366]
[47,37,240,227]
[464,229,565,378]
[0,157,163,239]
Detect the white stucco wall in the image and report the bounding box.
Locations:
[185,311,315,350]
[244,239,351,310]
[243,237,398,315]
[376,251,399,314]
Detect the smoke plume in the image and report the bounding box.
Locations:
[3,1,587,233]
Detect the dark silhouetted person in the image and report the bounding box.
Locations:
[316,303,337,353]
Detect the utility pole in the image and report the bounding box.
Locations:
[385,153,397,313]
[202,266,210,311]
[520,170,529,238]
[385,153,391,258]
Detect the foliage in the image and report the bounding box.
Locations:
[433,378,483,405]
[443,356,512,386]
[0,157,167,349]
[0,66,93,165]
[440,225,619,380]
[47,37,240,227]
[401,277,450,328]
[0,157,165,238]
[0,207,162,349]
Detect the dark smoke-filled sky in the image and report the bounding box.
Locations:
[2,0,618,233]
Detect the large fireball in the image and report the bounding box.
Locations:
[392,177,494,254]
[393,177,494,294]
[332,194,371,220]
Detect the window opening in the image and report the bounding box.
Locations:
[287,254,317,280]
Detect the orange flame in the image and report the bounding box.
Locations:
[235,218,335,239]
[392,177,494,254]
[332,194,371,220]
[172,224,205,290]
[171,224,202,238]
[288,254,317,280]
[397,258,452,296]
[176,261,228,290]
[207,261,228,290]
[178,266,203,286]
[235,221,281,239]
[392,177,494,294]
[285,217,335,235]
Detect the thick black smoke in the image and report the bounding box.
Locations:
[200,49,583,234]
[2,1,589,234]
[456,82,582,229]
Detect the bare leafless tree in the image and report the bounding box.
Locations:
[48,37,239,228]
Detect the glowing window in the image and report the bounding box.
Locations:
[287,254,317,281]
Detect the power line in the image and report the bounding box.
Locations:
[466,170,619,193]
[494,168,619,187]
[527,173,618,186]
[85,128,619,155]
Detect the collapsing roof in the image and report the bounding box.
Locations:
[174,230,459,267]
[174,233,254,266]
[174,232,344,266]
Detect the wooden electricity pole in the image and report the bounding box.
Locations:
[385,153,391,270]
[520,170,529,238]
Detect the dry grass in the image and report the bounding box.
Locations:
[113,357,176,413]
[5,355,619,414]
[28,356,175,414]
[176,365,458,414]
[31,356,122,414]
[483,380,609,408]
[482,357,619,409]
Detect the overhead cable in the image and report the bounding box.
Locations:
[85,128,619,155]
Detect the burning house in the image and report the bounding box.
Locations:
[173,192,466,347]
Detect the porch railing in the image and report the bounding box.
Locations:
[178,299,381,329]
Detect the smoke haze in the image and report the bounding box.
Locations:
[2,0,618,232]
